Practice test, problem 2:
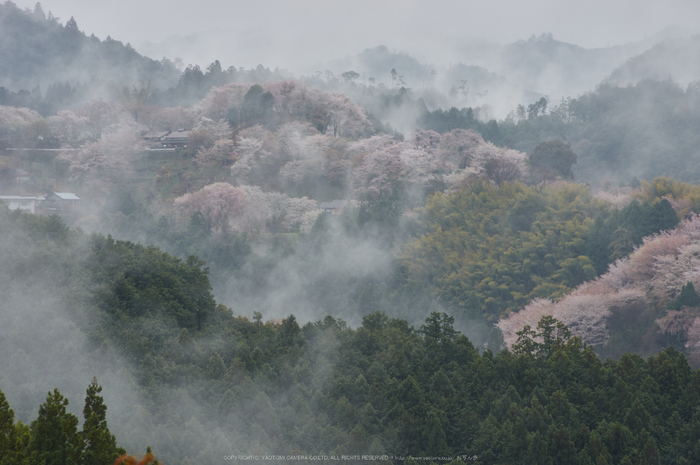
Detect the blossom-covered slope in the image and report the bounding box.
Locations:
[499,214,700,359]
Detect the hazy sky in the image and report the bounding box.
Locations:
[13,0,700,70]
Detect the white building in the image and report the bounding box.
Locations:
[0,195,44,214]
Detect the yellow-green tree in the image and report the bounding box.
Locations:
[401,181,602,321]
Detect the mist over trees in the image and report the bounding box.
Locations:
[4,2,700,462]
[3,205,700,464]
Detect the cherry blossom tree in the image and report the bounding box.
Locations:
[235,184,269,233]
[468,143,528,186]
[598,258,634,291]
[230,121,344,194]
[398,146,441,188]
[346,134,397,157]
[74,101,120,140]
[264,81,371,137]
[500,214,700,354]
[57,118,146,189]
[277,125,336,195]
[194,84,247,120]
[648,242,700,303]
[498,284,644,349]
[229,128,284,190]
[191,83,249,120]
[233,185,321,233]
[591,188,636,210]
[174,182,248,235]
[413,129,441,153]
[191,81,371,138]
[626,232,691,281]
[195,138,236,168]
[142,106,195,132]
[266,192,321,233]
[352,145,404,199]
[0,106,45,147]
[47,110,90,142]
[657,310,697,338]
[484,153,526,186]
[437,129,484,169]
[0,105,43,133]
[684,317,700,351]
[192,115,230,140]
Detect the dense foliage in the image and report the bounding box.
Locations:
[499,80,700,183]
[399,181,679,323]
[0,379,125,465]
[417,107,502,144]
[416,80,700,186]
[3,201,700,463]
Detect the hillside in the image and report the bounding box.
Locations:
[3,205,700,464]
[452,33,664,102]
[0,2,180,92]
[498,179,700,362]
[606,36,700,88]
[5,9,700,462]
[496,79,700,184]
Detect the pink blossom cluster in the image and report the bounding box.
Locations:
[174,182,248,235]
[193,81,371,138]
[173,182,322,235]
[499,214,700,351]
[57,118,146,190]
[0,105,42,132]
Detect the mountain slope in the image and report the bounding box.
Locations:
[498,204,700,362]
[606,36,700,87]
[0,2,180,92]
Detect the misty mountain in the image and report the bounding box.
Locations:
[452,32,692,104]
[499,78,700,184]
[0,2,180,93]
[320,45,432,86]
[498,34,628,96]
[606,35,700,87]
[316,45,532,120]
[319,45,509,95]
[316,34,672,120]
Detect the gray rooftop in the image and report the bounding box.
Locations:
[52,193,80,200]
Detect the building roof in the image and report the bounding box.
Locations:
[0,195,42,201]
[144,130,171,140]
[162,130,190,141]
[51,193,80,200]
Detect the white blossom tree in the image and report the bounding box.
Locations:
[57,118,146,190]
[195,138,236,169]
[174,182,248,235]
[47,110,90,142]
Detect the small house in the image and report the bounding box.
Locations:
[143,131,171,143]
[42,192,80,212]
[0,195,43,214]
[161,130,190,147]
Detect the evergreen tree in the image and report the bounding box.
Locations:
[27,389,80,465]
[81,378,121,465]
[0,390,14,461]
[528,139,577,179]
[668,282,700,310]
